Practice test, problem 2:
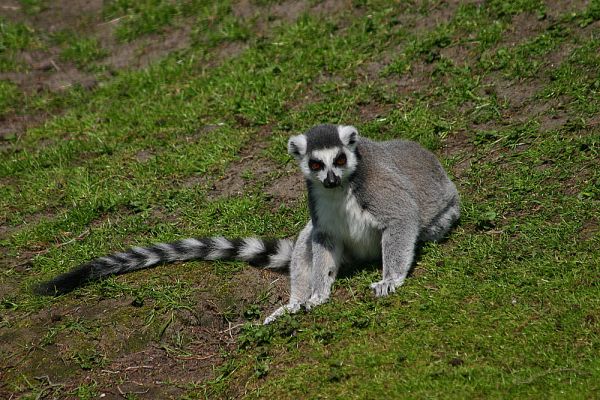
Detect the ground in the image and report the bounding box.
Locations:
[0,0,598,399]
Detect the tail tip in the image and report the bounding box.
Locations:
[33,264,93,296]
[33,281,62,296]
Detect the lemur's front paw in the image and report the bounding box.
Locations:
[264,302,302,324]
[370,278,405,297]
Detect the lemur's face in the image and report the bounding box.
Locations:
[288,124,359,189]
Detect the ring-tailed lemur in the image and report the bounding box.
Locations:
[36,124,459,324]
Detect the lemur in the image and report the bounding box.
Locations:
[36,124,460,324]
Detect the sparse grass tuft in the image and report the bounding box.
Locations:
[103,0,180,41]
[0,80,20,116]
[0,19,36,51]
[18,0,46,15]
[60,37,107,68]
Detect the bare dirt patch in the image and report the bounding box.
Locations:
[235,0,355,37]
[442,130,475,179]
[1,3,89,53]
[500,12,549,47]
[0,112,52,139]
[579,218,598,241]
[98,24,192,71]
[485,74,541,110]
[358,102,393,121]
[7,0,104,33]
[440,44,474,67]
[312,0,354,16]
[270,0,311,22]
[544,0,590,19]
[265,164,305,204]
[234,0,310,35]
[398,61,437,96]
[205,125,304,204]
[208,152,276,200]
[412,0,464,34]
[214,40,248,62]
[90,327,230,399]
[1,62,98,93]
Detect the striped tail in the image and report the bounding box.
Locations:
[34,237,295,296]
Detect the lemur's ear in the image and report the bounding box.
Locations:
[288,134,307,160]
[338,125,359,149]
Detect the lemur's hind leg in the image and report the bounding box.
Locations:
[370,222,419,297]
[420,199,460,242]
[264,222,313,324]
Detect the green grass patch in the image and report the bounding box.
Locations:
[0,18,39,71]
[18,0,46,15]
[0,80,21,116]
[0,18,37,51]
[103,0,180,41]
[541,38,600,114]
[59,37,107,68]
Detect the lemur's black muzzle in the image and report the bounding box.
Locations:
[323,170,341,188]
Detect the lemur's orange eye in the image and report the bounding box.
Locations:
[309,160,323,171]
[334,153,347,166]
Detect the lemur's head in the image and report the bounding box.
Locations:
[288,124,359,189]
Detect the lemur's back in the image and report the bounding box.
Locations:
[352,138,458,229]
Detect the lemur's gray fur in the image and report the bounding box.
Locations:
[36,124,459,324]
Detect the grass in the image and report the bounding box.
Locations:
[103,0,181,41]
[0,18,39,72]
[1,0,599,398]
[59,37,107,68]
[0,19,37,51]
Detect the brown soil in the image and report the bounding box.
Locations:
[235,0,354,35]
[98,24,192,71]
[205,125,305,205]
[442,129,475,178]
[579,218,598,241]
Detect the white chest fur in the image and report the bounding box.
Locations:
[313,187,382,262]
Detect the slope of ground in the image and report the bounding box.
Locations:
[1,0,598,398]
